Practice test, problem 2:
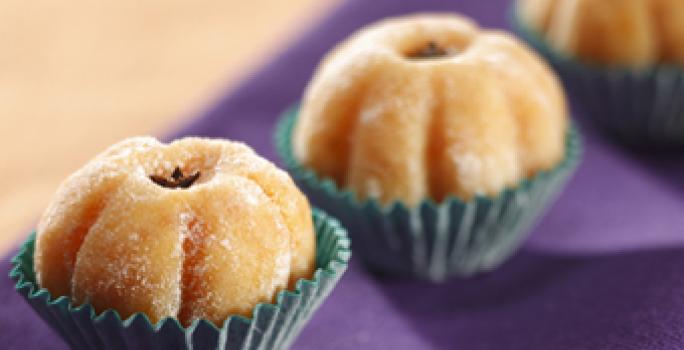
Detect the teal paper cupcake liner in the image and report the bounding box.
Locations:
[275,107,581,281]
[10,209,350,350]
[511,8,684,147]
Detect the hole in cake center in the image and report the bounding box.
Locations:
[406,41,457,59]
[149,166,201,189]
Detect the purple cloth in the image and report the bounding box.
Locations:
[4,0,684,349]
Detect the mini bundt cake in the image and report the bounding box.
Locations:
[34,137,315,326]
[518,0,684,66]
[294,13,568,206]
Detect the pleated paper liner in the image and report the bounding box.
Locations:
[276,106,581,281]
[510,8,684,147]
[10,209,350,350]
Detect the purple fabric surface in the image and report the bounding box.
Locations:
[4,0,684,349]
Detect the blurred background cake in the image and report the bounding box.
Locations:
[515,0,684,145]
[518,0,684,67]
[279,13,580,280]
[294,13,568,206]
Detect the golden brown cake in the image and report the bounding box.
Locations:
[34,137,315,326]
[293,13,568,206]
[517,0,684,66]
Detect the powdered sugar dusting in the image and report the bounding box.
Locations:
[272,250,291,292]
[37,135,310,326]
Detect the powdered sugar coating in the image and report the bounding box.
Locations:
[294,13,568,205]
[34,136,315,326]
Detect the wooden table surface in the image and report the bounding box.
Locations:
[0,0,338,255]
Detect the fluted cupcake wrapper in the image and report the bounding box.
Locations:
[275,107,581,281]
[511,9,684,147]
[10,209,350,350]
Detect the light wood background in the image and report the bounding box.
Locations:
[0,0,339,255]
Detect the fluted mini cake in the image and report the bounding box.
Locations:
[294,13,567,205]
[514,0,684,145]
[35,137,315,325]
[518,0,684,67]
[11,136,351,349]
[277,13,580,280]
